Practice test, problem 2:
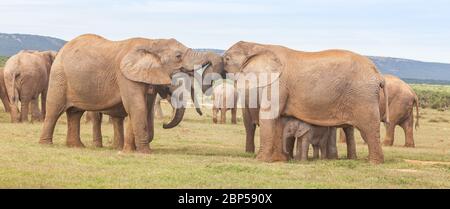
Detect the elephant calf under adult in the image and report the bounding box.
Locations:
[3,50,56,122]
[39,34,223,153]
[282,117,337,161]
[212,81,238,124]
[223,41,389,164]
[340,74,419,147]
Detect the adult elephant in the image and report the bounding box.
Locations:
[0,68,11,112]
[223,41,389,164]
[3,50,56,122]
[339,75,419,147]
[38,34,223,153]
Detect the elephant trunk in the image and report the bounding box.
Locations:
[191,84,203,116]
[202,52,225,95]
[162,105,185,129]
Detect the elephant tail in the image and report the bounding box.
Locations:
[381,79,390,125]
[414,94,420,130]
[5,70,19,104]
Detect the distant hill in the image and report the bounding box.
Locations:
[368,56,450,84]
[0,33,449,84]
[0,33,66,56]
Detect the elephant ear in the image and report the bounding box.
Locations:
[120,47,172,85]
[238,49,282,88]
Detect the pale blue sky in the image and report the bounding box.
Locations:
[0,0,449,62]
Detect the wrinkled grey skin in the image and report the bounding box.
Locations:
[282,117,338,161]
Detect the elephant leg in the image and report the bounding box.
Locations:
[257,118,288,162]
[39,67,67,145]
[301,137,309,161]
[9,100,20,123]
[319,144,327,160]
[220,108,226,124]
[383,122,396,146]
[120,84,152,154]
[41,89,47,119]
[293,138,301,160]
[20,99,30,123]
[30,98,42,122]
[327,128,338,159]
[401,115,415,147]
[112,117,125,150]
[154,97,163,119]
[243,109,256,153]
[312,145,320,159]
[256,87,288,162]
[91,112,103,148]
[66,108,85,148]
[343,126,357,159]
[212,107,218,124]
[123,119,136,152]
[358,120,384,164]
[339,128,346,143]
[231,108,237,124]
[146,94,156,142]
[284,136,295,159]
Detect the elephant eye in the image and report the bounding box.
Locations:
[175,53,182,60]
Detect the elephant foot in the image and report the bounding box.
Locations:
[32,116,43,122]
[67,140,85,148]
[404,143,415,148]
[122,143,136,153]
[347,153,357,160]
[136,145,152,154]
[39,139,53,145]
[256,152,273,162]
[112,144,124,150]
[245,148,255,154]
[271,152,288,162]
[382,140,394,146]
[256,151,288,162]
[93,140,103,148]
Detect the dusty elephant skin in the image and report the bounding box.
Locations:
[223,41,389,164]
[340,75,420,147]
[86,85,202,150]
[3,50,57,123]
[282,117,338,161]
[212,81,238,124]
[0,68,11,112]
[38,34,224,153]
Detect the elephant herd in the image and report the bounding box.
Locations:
[0,34,420,164]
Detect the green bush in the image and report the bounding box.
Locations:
[0,56,8,67]
[411,84,450,110]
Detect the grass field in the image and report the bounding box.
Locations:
[0,101,449,189]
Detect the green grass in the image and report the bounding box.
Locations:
[0,102,449,188]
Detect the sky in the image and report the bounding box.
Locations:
[0,0,449,63]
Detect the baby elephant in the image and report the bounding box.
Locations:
[282,117,337,161]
